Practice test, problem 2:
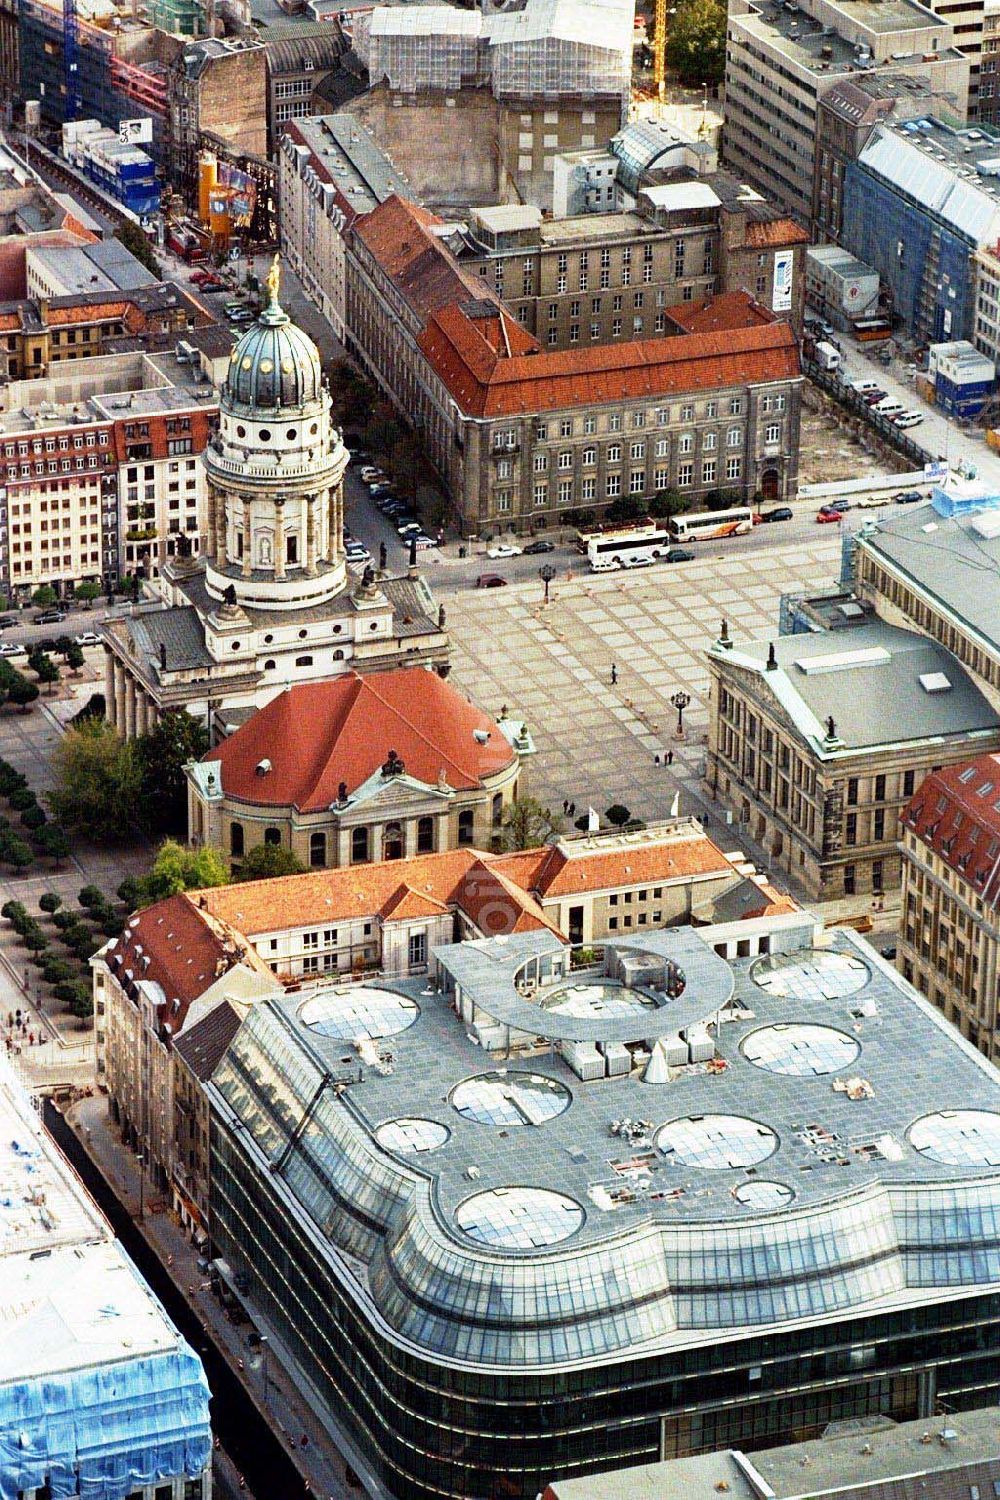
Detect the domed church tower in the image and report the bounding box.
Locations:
[204,256,348,611]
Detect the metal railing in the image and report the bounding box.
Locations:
[805,360,938,469]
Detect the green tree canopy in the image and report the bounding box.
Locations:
[31,585,57,608]
[135,838,230,905]
[48,718,142,842]
[74,581,101,607]
[116,221,161,278]
[8,676,39,712]
[34,824,70,865]
[605,804,632,828]
[134,710,210,835]
[236,844,306,882]
[30,653,60,694]
[499,796,563,852]
[65,643,86,675]
[665,0,726,84]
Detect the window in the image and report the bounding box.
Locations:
[458,809,475,845]
[417,815,435,852]
[726,457,742,480]
[408,932,428,970]
[230,822,244,859]
[583,415,596,434]
[352,826,370,863]
[703,432,716,451]
[630,470,645,493]
[582,476,596,500]
[765,423,781,443]
[264,827,281,846]
[702,460,716,484]
[583,446,596,466]
[679,433,692,455]
[533,453,547,472]
[847,778,859,806]
[310,830,326,868]
[534,483,548,507]
[606,473,621,496]
[727,426,742,447]
[607,443,621,462]
[904,769,916,797]
[846,813,857,846]
[874,809,885,841]
[630,441,645,459]
[678,463,693,487]
[874,773,886,801]
[558,451,573,470]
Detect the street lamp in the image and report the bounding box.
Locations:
[670,689,691,739]
[136,1152,145,1222]
[539,563,556,605]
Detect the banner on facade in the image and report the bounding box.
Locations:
[772,250,793,313]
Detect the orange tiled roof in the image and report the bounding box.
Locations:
[418,303,800,418]
[353,194,505,325]
[105,896,231,1035]
[491,832,736,899]
[744,218,809,248]
[195,848,562,938]
[667,290,775,335]
[901,753,1000,909]
[203,669,515,810]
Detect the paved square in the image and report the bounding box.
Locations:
[446,535,842,824]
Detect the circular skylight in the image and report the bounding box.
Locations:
[450,1071,571,1127]
[656,1114,779,1170]
[455,1187,584,1249]
[908,1110,1000,1167]
[539,981,657,1019]
[375,1118,450,1154]
[741,1023,860,1077]
[751,950,870,1002]
[733,1180,794,1211]
[298,987,419,1041]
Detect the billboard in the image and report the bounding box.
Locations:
[772,250,793,314]
[119,117,153,145]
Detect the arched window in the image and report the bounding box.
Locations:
[310,830,326,868]
[458,809,475,846]
[264,827,281,846]
[230,822,244,858]
[416,815,434,853]
[384,821,404,860]
[352,826,369,864]
[491,793,503,828]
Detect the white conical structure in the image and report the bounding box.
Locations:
[643,1037,670,1084]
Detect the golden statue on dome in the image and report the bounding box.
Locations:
[265,252,281,307]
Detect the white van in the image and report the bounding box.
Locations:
[894,411,925,429]
[852,378,882,395]
[873,397,904,417]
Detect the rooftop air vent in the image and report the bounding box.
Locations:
[256,758,272,776]
[919,672,952,693]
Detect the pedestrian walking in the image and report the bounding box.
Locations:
[654,754,660,766]
[667,749,674,766]
[610,663,618,685]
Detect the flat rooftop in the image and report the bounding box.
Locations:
[735,0,954,78]
[857,502,1000,658]
[210,924,1000,1369]
[292,113,414,215]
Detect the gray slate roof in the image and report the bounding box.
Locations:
[174,999,242,1081]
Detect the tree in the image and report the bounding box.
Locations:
[8,789,36,813]
[78,885,104,909]
[116,220,161,278]
[21,805,46,831]
[34,824,70,865]
[117,876,141,908]
[42,957,73,984]
[30,652,60,695]
[1,900,26,923]
[75,581,101,608]
[664,0,727,84]
[605,803,631,828]
[134,710,210,834]
[48,718,142,842]
[499,797,564,852]
[65,643,85,675]
[31,585,57,608]
[4,839,34,872]
[135,839,230,905]
[8,676,39,713]
[237,844,306,882]
[54,636,73,659]
[0,764,24,795]
[39,892,62,914]
[69,983,94,1023]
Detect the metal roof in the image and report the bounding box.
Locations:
[858,126,1000,244]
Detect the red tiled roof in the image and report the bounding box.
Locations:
[352,194,504,325]
[491,832,736,899]
[418,304,800,418]
[106,896,232,1033]
[902,754,1000,908]
[667,290,775,335]
[744,218,810,247]
[203,669,515,810]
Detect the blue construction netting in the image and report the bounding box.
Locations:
[0,1342,212,1500]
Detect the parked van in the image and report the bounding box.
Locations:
[815,340,842,372]
[873,397,904,418]
[851,378,882,395]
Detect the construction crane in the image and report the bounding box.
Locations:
[63,0,83,121]
[653,0,667,103]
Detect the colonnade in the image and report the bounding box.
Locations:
[105,651,158,741]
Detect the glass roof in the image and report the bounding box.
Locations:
[742,1023,861,1077]
[751,950,870,1002]
[298,987,420,1042]
[455,1187,585,1249]
[450,1071,572,1127]
[733,1180,795,1211]
[656,1114,779,1169]
[909,1110,1000,1167]
[375,1118,450,1154]
[538,981,657,1018]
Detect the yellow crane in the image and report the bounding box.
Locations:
[653,0,667,103]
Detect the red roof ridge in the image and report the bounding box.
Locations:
[346,671,500,788]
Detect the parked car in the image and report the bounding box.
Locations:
[665,547,695,562]
[523,539,555,554]
[758,506,793,523]
[622,554,653,568]
[476,573,508,588]
[487,544,523,559]
[74,631,102,647]
[815,507,843,524]
[0,616,16,630]
[368,482,394,498]
[34,609,66,624]
[851,378,883,395]
[895,489,924,504]
[404,534,437,550]
[397,521,423,536]
[0,642,26,657]
[824,498,852,513]
[229,309,255,325]
[359,466,387,484]
[862,389,887,405]
[894,412,925,429]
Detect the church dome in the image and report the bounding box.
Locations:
[226,258,323,412]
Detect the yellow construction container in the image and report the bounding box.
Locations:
[986,429,1000,452]
[915,373,935,405]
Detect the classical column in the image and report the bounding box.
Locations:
[305,494,317,575]
[104,651,115,725]
[274,499,286,581]
[136,690,148,739]
[217,494,228,569]
[242,500,252,579]
[125,676,137,740]
[328,484,338,560]
[207,488,219,560]
[114,660,127,735]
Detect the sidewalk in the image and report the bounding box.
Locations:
[67,1092,379,1500]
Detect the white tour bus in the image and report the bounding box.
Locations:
[586,524,671,571]
[668,506,755,543]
